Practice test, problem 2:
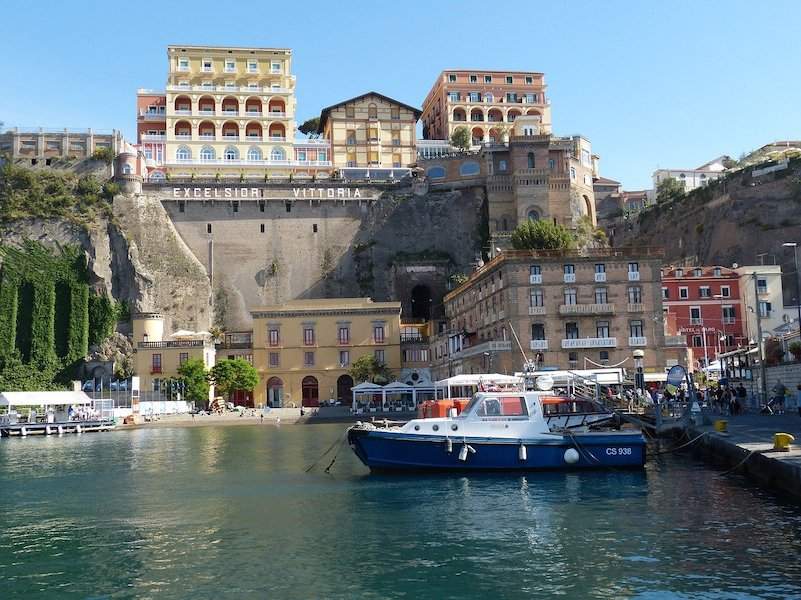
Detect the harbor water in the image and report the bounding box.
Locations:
[1,423,800,599]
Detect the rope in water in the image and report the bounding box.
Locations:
[652,431,708,456]
[304,431,347,473]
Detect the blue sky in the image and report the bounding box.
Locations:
[1,0,799,189]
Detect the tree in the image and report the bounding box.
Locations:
[510,219,574,250]
[655,177,685,204]
[789,341,801,362]
[349,355,392,385]
[298,117,321,138]
[208,358,259,400]
[450,126,471,152]
[178,357,210,406]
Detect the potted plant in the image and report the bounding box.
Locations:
[789,341,801,362]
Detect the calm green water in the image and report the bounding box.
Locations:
[1,424,800,600]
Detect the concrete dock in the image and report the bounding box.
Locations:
[688,413,801,500]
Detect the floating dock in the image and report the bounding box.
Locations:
[0,420,116,437]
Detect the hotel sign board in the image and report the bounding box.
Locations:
[169,187,374,200]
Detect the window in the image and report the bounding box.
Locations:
[207,223,212,234]
[675,268,684,277]
[176,146,191,161]
[564,288,577,305]
[689,335,701,347]
[564,264,575,275]
[177,58,189,71]
[367,104,378,119]
[630,320,644,337]
[271,147,286,161]
[391,106,400,120]
[565,322,579,339]
[720,285,731,298]
[178,352,189,366]
[345,105,355,118]
[346,130,356,145]
[530,265,541,276]
[484,93,493,102]
[391,133,400,146]
[599,350,609,365]
[628,286,642,303]
[568,351,578,366]
[151,354,162,373]
[629,262,639,274]
[596,321,610,338]
[694,268,703,277]
[759,301,772,317]
[722,305,736,323]
[569,166,576,180]
[713,267,722,277]
[260,223,265,233]
[525,76,533,84]
[699,286,711,298]
[247,60,258,72]
[531,323,545,340]
[427,166,446,179]
[447,91,460,102]
[662,287,669,300]
[338,326,350,344]
[679,287,689,299]
[225,59,236,72]
[269,352,280,367]
[448,74,457,82]
[339,350,350,367]
[459,161,480,176]
[690,307,702,324]
[202,59,213,72]
[271,62,281,73]
[595,263,606,274]
[497,159,507,172]
[595,287,608,304]
[506,92,518,102]
[469,74,477,83]
[485,75,493,83]
[469,91,481,102]
[303,327,315,346]
[200,146,215,161]
[530,288,544,307]
[304,351,315,367]
[268,328,280,346]
[374,349,385,363]
[248,147,262,161]
[505,75,513,84]
[757,279,767,294]
[373,325,385,343]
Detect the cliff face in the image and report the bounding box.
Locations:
[612,161,801,299]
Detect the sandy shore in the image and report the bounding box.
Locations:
[122,411,299,429]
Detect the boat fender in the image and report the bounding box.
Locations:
[445,438,453,454]
[564,448,580,464]
[458,444,476,462]
[518,443,527,461]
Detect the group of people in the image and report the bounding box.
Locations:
[703,383,748,416]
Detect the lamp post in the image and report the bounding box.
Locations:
[633,349,645,393]
[782,242,801,336]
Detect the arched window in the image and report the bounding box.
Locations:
[301,376,319,407]
[368,103,378,119]
[122,164,132,174]
[527,209,540,221]
[527,152,535,169]
[484,93,493,103]
[426,166,446,179]
[271,147,286,161]
[200,146,215,161]
[223,146,239,161]
[149,171,166,182]
[247,147,262,161]
[176,146,191,161]
[459,161,480,176]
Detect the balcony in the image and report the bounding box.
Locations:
[722,317,736,325]
[690,318,703,325]
[757,288,769,297]
[174,109,192,116]
[628,336,648,347]
[530,340,549,350]
[268,136,287,142]
[245,135,263,142]
[140,134,165,142]
[561,337,617,349]
[628,271,641,281]
[138,340,206,349]
[450,339,512,360]
[563,273,576,283]
[627,303,644,312]
[528,306,546,316]
[558,303,615,316]
[529,274,542,284]
[268,112,287,118]
[594,272,607,283]
[138,110,166,120]
[150,366,163,374]
[166,84,293,94]
[168,158,333,168]
[665,335,687,346]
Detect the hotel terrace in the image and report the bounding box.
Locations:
[137,45,331,181]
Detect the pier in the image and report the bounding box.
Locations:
[687,414,801,499]
[0,419,116,437]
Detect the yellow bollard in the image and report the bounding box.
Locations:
[773,432,795,452]
[714,419,728,433]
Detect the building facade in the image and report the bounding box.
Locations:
[652,156,729,197]
[421,70,551,143]
[0,127,124,164]
[318,92,421,172]
[662,266,746,366]
[430,248,670,378]
[250,299,402,408]
[735,265,789,340]
[132,313,216,402]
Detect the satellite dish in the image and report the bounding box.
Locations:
[536,375,554,391]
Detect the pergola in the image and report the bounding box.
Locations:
[351,382,384,413]
[351,381,436,414]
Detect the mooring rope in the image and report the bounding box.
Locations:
[304,431,347,473]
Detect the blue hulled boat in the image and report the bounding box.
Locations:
[347,387,645,472]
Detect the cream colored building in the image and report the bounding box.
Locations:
[319,92,421,171]
[735,265,790,341]
[164,45,302,179]
[132,313,216,402]
[250,298,402,408]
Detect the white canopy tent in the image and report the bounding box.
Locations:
[382,381,414,412]
[0,391,94,424]
[351,382,384,413]
[435,373,522,399]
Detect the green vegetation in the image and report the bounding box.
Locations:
[348,354,392,385]
[208,358,259,400]
[789,341,801,362]
[655,177,685,204]
[510,219,575,250]
[298,117,321,138]
[450,126,471,151]
[0,162,113,222]
[0,241,120,390]
[91,146,115,164]
[177,357,211,406]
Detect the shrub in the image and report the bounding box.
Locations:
[91,146,115,164]
[511,220,574,250]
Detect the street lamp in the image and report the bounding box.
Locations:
[782,242,801,335]
[483,351,492,373]
[632,349,645,393]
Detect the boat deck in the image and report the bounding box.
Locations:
[0,419,116,437]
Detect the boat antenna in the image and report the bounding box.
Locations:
[507,320,534,372]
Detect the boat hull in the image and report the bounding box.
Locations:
[347,428,646,471]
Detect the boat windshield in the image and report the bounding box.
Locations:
[461,394,529,418]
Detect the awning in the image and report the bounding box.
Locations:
[351,382,384,392]
[0,391,93,407]
[382,381,413,392]
[435,373,520,387]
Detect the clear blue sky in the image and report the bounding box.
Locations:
[1,0,799,189]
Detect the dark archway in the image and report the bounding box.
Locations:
[337,374,354,404]
[302,376,319,407]
[267,377,284,408]
[410,285,432,321]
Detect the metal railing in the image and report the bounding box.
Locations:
[138,340,206,348]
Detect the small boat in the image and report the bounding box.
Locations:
[347,384,645,472]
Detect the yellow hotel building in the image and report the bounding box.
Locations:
[164,45,300,178]
[318,92,421,170]
[250,299,401,408]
